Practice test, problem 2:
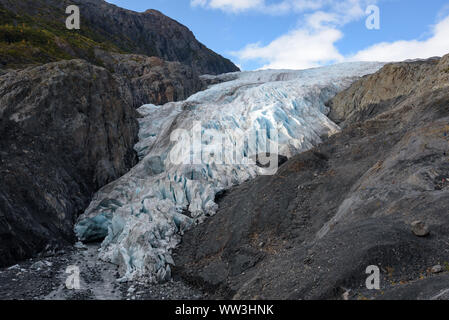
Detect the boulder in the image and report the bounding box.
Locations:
[411,221,430,237]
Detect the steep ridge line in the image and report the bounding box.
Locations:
[0,0,239,75]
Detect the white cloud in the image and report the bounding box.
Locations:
[191,0,373,16]
[350,15,449,62]
[194,0,449,70]
[237,14,449,70]
[230,0,376,69]
[191,0,264,13]
[234,27,344,69]
[190,0,325,14]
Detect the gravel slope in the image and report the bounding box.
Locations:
[0,244,206,300]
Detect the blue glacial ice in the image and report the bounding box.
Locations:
[75,62,384,282]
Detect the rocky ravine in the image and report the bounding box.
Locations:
[0,59,139,267]
[0,50,233,269]
[174,55,449,300]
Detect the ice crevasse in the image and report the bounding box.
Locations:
[75,62,384,282]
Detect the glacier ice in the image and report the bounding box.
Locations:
[75,62,384,282]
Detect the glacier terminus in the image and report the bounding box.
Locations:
[75,62,384,283]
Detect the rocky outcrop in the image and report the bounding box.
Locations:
[173,54,449,299]
[0,0,240,75]
[95,50,205,108]
[327,56,445,126]
[0,59,139,267]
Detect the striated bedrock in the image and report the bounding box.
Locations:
[0,59,139,267]
[95,50,205,108]
[0,0,239,75]
[173,54,449,299]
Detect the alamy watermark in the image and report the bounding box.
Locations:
[65,4,380,31]
[65,265,81,290]
[366,5,380,30]
[365,265,381,290]
[64,4,380,30]
[66,5,80,30]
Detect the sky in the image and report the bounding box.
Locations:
[105,0,449,71]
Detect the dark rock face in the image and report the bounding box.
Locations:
[95,50,205,108]
[0,0,240,75]
[0,59,139,267]
[174,54,449,299]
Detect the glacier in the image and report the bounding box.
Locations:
[75,62,384,283]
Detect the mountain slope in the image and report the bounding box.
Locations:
[0,0,239,74]
[173,54,449,299]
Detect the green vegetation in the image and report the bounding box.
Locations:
[0,4,122,69]
[444,262,449,272]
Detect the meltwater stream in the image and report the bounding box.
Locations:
[75,62,384,283]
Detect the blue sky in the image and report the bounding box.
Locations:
[105,0,449,70]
